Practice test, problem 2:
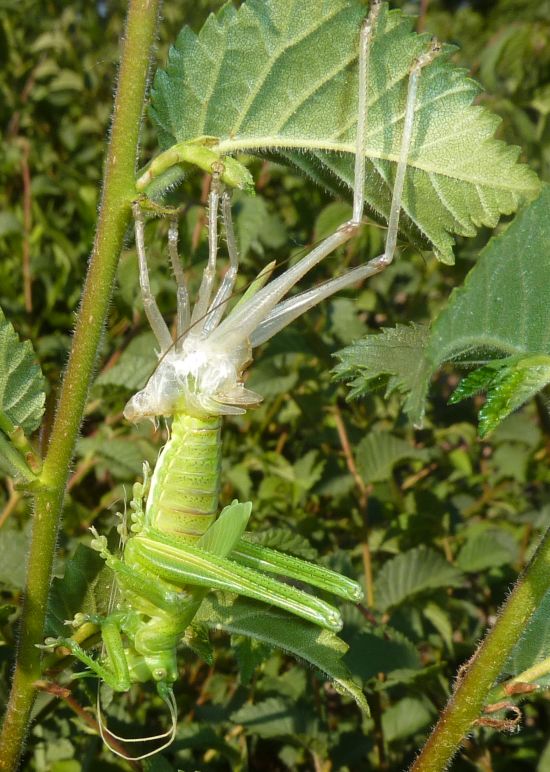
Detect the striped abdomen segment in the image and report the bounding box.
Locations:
[145,412,221,539]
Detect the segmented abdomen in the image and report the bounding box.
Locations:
[145,412,221,539]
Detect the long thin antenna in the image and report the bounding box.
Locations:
[96,684,177,761]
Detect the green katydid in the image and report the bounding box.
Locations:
[42,1,443,759]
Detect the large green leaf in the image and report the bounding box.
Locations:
[0,305,45,433]
[195,592,369,715]
[375,546,463,612]
[150,0,539,262]
[428,185,550,433]
[429,185,550,369]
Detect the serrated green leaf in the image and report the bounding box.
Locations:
[449,355,550,436]
[195,593,369,715]
[232,635,272,685]
[356,431,428,483]
[150,0,538,261]
[334,323,431,425]
[0,523,31,590]
[375,546,463,612]
[0,305,45,433]
[76,436,146,479]
[183,622,214,666]
[457,528,518,573]
[429,185,550,369]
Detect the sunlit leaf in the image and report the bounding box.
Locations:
[230,697,309,738]
[150,0,539,261]
[381,696,434,743]
[457,528,518,573]
[429,185,550,368]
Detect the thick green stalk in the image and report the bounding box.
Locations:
[411,526,550,772]
[0,1,160,767]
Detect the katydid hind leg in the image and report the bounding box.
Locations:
[231,538,363,602]
[129,535,344,631]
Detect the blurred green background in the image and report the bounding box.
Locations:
[1,1,550,769]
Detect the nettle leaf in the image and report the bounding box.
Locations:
[428,185,550,434]
[76,436,149,479]
[0,522,31,591]
[503,590,550,688]
[355,431,428,483]
[457,528,518,573]
[375,546,463,612]
[0,305,45,433]
[196,592,369,715]
[333,323,431,425]
[150,0,538,262]
[429,185,550,365]
[450,355,550,436]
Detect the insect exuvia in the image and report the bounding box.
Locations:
[43,1,441,759]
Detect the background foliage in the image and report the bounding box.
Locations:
[1,0,550,770]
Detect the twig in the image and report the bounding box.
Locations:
[34,681,142,771]
[417,0,430,33]
[0,478,21,529]
[332,404,374,606]
[20,139,33,312]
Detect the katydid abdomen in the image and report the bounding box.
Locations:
[145,412,222,539]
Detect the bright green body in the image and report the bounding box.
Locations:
[56,409,362,704]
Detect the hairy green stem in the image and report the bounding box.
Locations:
[0,1,160,767]
[410,526,550,772]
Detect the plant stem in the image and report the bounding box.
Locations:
[0,1,160,767]
[410,526,550,772]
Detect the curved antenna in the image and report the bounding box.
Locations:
[96,682,177,761]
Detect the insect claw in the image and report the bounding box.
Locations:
[37,637,60,650]
[89,527,109,557]
[65,612,87,628]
